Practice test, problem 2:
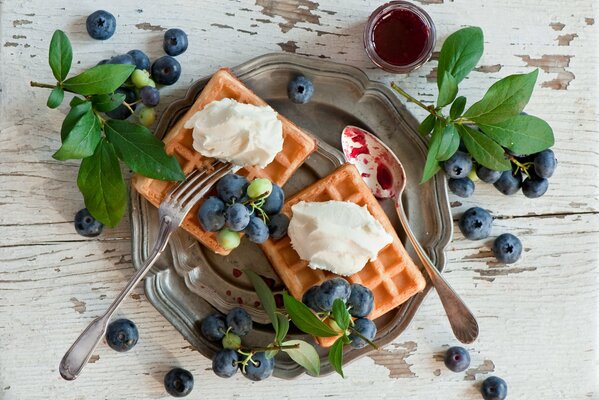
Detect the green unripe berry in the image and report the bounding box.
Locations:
[131,69,151,89]
[138,106,156,127]
[146,78,156,88]
[247,178,273,199]
[222,332,241,350]
[467,168,479,182]
[218,228,241,250]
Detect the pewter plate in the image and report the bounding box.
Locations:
[130,53,452,379]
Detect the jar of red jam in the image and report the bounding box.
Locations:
[364,1,436,73]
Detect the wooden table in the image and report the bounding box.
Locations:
[1,1,597,398]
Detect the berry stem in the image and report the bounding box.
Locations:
[348,327,379,350]
[242,343,300,353]
[390,82,447,123]
[123,101,136,114]
[30,81,58,89]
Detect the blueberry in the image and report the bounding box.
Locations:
[127,49,150,70]
[216,174,249,203]
[243,352,274,381]
[106,87,137,120]
[301,285,321,311]
[225,203,251,231]
[476,166,502,184]
[287,75,314,104]
[492,233,522,264]
[106,318,138,352]
[522,176,549,198]
[164,367,194,397]
[244,215,269,244]
[534,149,557,178]
[348,318,377,349]
[316,277,351,311]
[108,54,135,66]
[226,307,252,336]
[443,346,471,372]
[152,56,182,86]
[494,169,522,195]
[198,196,226,232]
[267,214,290,240]
[347,283,374,318]
[212,349,239,378]
[74,208,103,237]
[443,151,472,179]
[140,86,160,107]
[200,313,226,341]
[481,376,508,400]
[448,177,475,198]
[263,184,284,215]
[163,28,189,56]
[86,10,116,40]
[458,207,492,240]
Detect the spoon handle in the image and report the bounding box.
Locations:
[395,199,479,344]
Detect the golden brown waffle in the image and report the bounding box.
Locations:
[261,163,426,324]
[132,68,318,255]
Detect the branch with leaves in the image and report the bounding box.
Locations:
[31,30,184,227]
[391,27,554,183]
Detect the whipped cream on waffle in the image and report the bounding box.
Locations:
[288,200,393,276]
[185,98,283,168]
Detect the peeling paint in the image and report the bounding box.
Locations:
[278,40,299,53]
[517,54,575,90]
[549,22,565,31]
[450,201,462,208]
[12,35,26,39]
[256,0,321,33]
[211,23,234,30]
[585,18,594,25]
[464,359,495,381]
[131,293,141,300]
[135,22,166,31]
[433,368,441,376]
[13,19,32,27]
[237,29,257,35]
[70,297,86,314]
[369,341,417,379]
[88,355,100,363]
[556,33,578,46]
[475,64,502,73]
[476,265,537,276]
[415,0,444,3]
[426,67,437,83]
[4,42,18,47]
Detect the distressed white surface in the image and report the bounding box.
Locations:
[1,0,598,399]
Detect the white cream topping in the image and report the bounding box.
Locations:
[288,200,393,276]
[184,98,283,168]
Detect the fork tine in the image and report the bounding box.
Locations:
[165,160,221,202]
[176,162,231,207]
[180,164,235,215]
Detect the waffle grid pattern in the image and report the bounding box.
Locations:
[132,68,317,255]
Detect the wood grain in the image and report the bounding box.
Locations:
[0,0,597,399]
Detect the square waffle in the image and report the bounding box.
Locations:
[260,163,426,322]
[132,68,318,255]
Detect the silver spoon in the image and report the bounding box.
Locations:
[341,125,478,344]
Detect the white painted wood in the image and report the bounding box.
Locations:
[0,0,597,399]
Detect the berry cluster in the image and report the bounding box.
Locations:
[445,143,557,199]
[302,278,377,349]
[198,174,290,250]
[200,307,275,381]
[87,10,187,127]
[459,207,522,264]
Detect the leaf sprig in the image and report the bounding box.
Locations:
[391,26,555,183]
[31,30,185,227]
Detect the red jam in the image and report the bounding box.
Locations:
[371,8,430,67]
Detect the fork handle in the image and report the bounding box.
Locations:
[395,199,479,344]
[59,216,174,381]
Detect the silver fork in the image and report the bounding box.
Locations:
[59,160,236,381]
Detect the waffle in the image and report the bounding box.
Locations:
[261,163,426,329]
[132,68,318,255]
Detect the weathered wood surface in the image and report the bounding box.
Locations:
[1,0,597,399]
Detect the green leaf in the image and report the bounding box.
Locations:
[418,114,436,136]
[436,124,460,161]
[61,101,92,141]
[450,96,467,120]
[283,293,338,337]
[63,64,135,95]
[265,349,279,359]
[463,69,539,124]
[477,114,554,154]
[457,124,511,171]
[77,138,127,227]
[420,120,444,183]
[70,96,87,107]
[275,313,289,344]
[53,109,101,160]
[104,120,185,181]
[331,299,351,332]
[48,29,72,82]
[328,337,345,378]
[437,71,458,108]
[46,86,64,109]
[283,340,321,376]
[437,27,483,89]
[245,270,279,335]
[92,93,126,112]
